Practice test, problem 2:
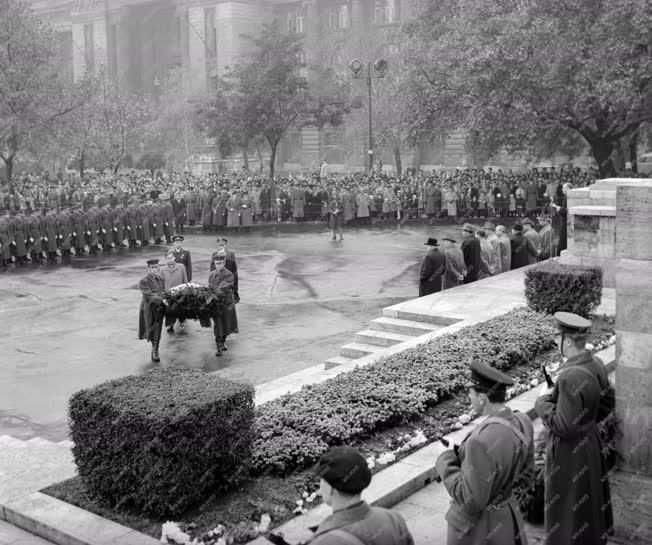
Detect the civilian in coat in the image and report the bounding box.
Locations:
[476,229,496,280]
[419,238,446,296]
[495,225,511,272]
[436,361,534,545]
[441,233,466,290]
[208,252,238,357]
[460,223,481,283]
[425,183,437,216]
[537,215,554,260]
[509,224,537,269]
[535,313,615,545]
[138,259,167,363]
[552,184,570,253]
[291,187,305,220]
[522,219,541,265]
[483,222,502,275]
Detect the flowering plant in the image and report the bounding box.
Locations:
[165,283,229,326]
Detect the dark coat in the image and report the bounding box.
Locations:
[443,246,467,290]
[461,234,481,283]
[535,351,615,545]
[509,232,537,270]
[208,268,238,338]
[172,248,192,281]
[419,248,446,296]
[137,273,166,342]
[436,407,534,545]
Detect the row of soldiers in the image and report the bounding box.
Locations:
[0,202,175,266]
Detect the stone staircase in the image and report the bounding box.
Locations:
[325,310,456,370]
[0,435,77,505]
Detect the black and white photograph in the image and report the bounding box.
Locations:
[1,0,650,543]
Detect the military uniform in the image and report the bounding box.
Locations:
[534,313,615,545]
[436,361,534,545]
[171,235,192,282]
[138,259,166,362]
[210,241,238,302]
[208,259,238,356]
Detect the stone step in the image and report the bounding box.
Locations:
[340,342,385,358]
[0,435,77,505]
[355,329,414,347]
[383,309,460,326]
[369,316,442,336]
[324,355,357,370]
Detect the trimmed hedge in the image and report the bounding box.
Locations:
[524,262,602,317]
[69,368,255,516]
[252,307,556,475]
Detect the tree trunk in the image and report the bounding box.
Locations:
[589,139,617,178]
[242,146,249,171]
[629,131,639,173]
[393,143,402,176]
[4,155,14,183]
[256,144,263,174]
[79,149,85,178]
[269,140,278,180]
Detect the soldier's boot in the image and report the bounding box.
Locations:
[151,341,161,363]
[222,337,228,351]
[215,339,223,357]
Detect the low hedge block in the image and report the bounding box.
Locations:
[524,262,602,317]
[69,368,255,516]
[252,307,556,475]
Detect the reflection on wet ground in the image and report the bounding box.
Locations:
[1,223,455,440]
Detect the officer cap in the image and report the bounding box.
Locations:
[213,249,226,262]
[553,312,591,334]
[216,237,228,244]
[312,446,372,494]
[172,235,184,242]
[146,258,159,266]
[465,360,514,392]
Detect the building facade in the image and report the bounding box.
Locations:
[32,0,590,174]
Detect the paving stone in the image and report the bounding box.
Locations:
[0,520,55,545]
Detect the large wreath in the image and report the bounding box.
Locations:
[165,283,229,327]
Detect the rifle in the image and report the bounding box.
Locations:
[434,437,459,483]
[542,365,554,388]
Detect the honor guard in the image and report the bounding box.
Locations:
[436,360,534,545]
[210,237,238,303]
[171,235,192,281]
[138,258,167,363]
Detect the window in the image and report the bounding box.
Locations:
[374,0,398,24]
[287,6,306,33]
[204,7,216,59]
[328,4,350,30]
[83,23,95,74]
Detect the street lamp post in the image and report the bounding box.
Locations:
[348,58,388,172]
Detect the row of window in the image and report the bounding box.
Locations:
[286,0,400,34]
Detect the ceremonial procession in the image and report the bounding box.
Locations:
[2,0,650,545]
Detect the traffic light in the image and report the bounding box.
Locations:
[348,59,364,77]
[373,58,388,77]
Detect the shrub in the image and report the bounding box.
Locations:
[69,368,254,516]
[524,262,602,317]
[251,307,556,475]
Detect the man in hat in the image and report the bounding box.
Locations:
[483,222,502,275]
[537,215,553,260]
[208,250,238,357]
[535,312,615,545]
[495,225,511,272]
[521,218,540,265]
[161,251,188,333]
[210,237,238,304]
[171,234,192,281]
[509,224,537,270]
[138,258,167,363]
[419,238,446,296]
[436,361,534,545]
[309,445,414,545]
[441,233,466,290]
[460,223,480,283]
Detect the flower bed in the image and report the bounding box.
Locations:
[43,309,615,544]
[165,283,229,327]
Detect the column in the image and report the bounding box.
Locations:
[611,180,652,544]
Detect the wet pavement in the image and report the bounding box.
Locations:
[1,222,455,441]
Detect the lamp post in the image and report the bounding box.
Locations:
[348,58,388,172]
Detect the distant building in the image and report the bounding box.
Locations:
[33,0,593,174]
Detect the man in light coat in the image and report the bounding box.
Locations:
[537,215,554,260]
[161,251,188,334]
[522,218,541,265]
[483,222,502,275]
[441,233,466,290]
[495,225,512,272]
